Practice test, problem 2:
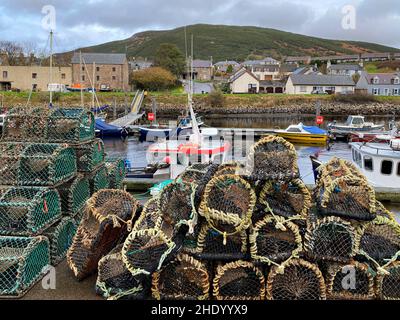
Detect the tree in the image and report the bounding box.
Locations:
[352,72,361,84]
[226,65,234,74]
[130,67,177,91]
[207,89,225,108]
[154,43,186,77]
[0,41,23,65]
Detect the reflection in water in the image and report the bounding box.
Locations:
[103,114,400,217]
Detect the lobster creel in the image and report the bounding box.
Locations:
[213,260,265,300]
[57,175,90,217]
[325,262,375,300]
[249,215,303,265]
[152,253,210,300]
[105,158,127,189]
[305,216,360,263]
[266,259,326,300]
[96,244,149,300]
[0,236,50,298]
[375,262,400,300]
[74,139,105,172]
[67,190,139,280]
[245,135,299,181]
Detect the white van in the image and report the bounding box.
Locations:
[48,83,68,93]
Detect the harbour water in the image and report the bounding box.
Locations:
[104,114,400,217]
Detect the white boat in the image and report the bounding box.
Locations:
[350,139,400,188]
[328,115,385,139]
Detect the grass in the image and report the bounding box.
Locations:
[365,62,400,73]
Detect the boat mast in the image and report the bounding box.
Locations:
[49,30,53,107]
[188,34,201,143]
[80,51,84,107]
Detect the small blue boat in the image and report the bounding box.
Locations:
[95,118,128,138]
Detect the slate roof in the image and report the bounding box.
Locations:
[72,53,127,65]
[289,74,355,86]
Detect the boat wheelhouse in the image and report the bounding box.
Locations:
[350,141,400,188]
[328,116,385,139]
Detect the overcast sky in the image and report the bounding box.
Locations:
[0,0,398,53]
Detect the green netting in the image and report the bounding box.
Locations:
[105,158,127,189]
[74,139,105,172]
[43,217,77,266]
[0,187,61,236]
[2,107,95,143]
[57,175,90,216]
[87,165,109,194]
[0,236,50,298]
[0,142,77,186]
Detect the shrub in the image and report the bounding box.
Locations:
[130,67,177,91]
[207,89,225,108]
[331,93,377,104]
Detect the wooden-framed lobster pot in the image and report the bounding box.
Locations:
[43,217,77,265]
[105,158,127,189]
[74,139,105,172]
[305,216,360,263]
[152,253,210,300]
[0,236,50,298]
[57,175,90,217]
[96,244,148,300]
[213,260,265,300]
[375,262,400,300]
[0,187,61,236]
[245,135,299,181]
[249,215,303,266]
[46,108,95,144]
[0,142,77,187]
[266,259,326,300]
[325,262,375,300]
[67,190,138,280]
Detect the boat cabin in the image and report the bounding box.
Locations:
[350,142,400,188]
[346,116,365,127]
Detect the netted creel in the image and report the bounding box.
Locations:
[266,259,326,300]
[0,236,50,298]
[244,135,299,181]
[177,163,212,185]
[133,197,162,231]
[67,190,139,280]
[257,179,311,220]
[213,260,265,300]
[0,142,77,186]
[105,158,127,189]
[325,261,375,300]
[357,216,400,274]
[96,244,149,300]
[57,175,90,217]
[87,165,109,194]
[43,217,77,265]
[213,162,243,178]
[375,201,397,222]
[375,262,400,300]
[314,175,376,221]
[305,216,361,263]
[199,174,256,238]
[122,226,180,277]
[157,180,197,231]
[74,139,105,172]
[152,253,210,300]
[194,222,248,261]
[2,107,95,144]
[0,187,61,236]
[316,157,366,184]
[249,215,303,267]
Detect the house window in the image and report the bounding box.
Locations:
[112,76,116,80]
[32,73,37,79]
[364,156,373,171]
[96,67,100,72]
[96,75,100,81]
[373,77,379,84]
[112,67,116,72]
[372,88,380,95]
[2,71,7,78]
[61,73,66,79]
[82,75,85,81]
[381,160,393,175]
[398,163,400,176]
[300,86,307,93]
[393,88,399,96]
[82,66,85,71]
[394,77,400,85]
[32,84,37,91]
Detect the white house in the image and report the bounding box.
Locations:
[327,62,363,76]
[229,68,259,93]
[286,74,355,94]
[356,71,400,96]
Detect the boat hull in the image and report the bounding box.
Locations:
[275,132,328,144]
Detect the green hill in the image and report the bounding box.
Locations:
[62,24,399,62]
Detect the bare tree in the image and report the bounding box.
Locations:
[0,41,24,65]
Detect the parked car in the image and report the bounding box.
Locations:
[311,89,328,95]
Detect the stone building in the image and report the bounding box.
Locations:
[0,65,72,91]
[71,53,129,91]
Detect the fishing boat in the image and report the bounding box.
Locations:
[274,123,328,145]
[348,121,399,143]
[349,139,400,188]
[95,117,128,138]
[328,115,385,139]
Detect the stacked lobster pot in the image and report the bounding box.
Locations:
[308,157,400,300]
[0,107,126,298]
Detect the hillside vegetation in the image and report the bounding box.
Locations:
[62,24,399,62]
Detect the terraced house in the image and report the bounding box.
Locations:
[356,72,400,96]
